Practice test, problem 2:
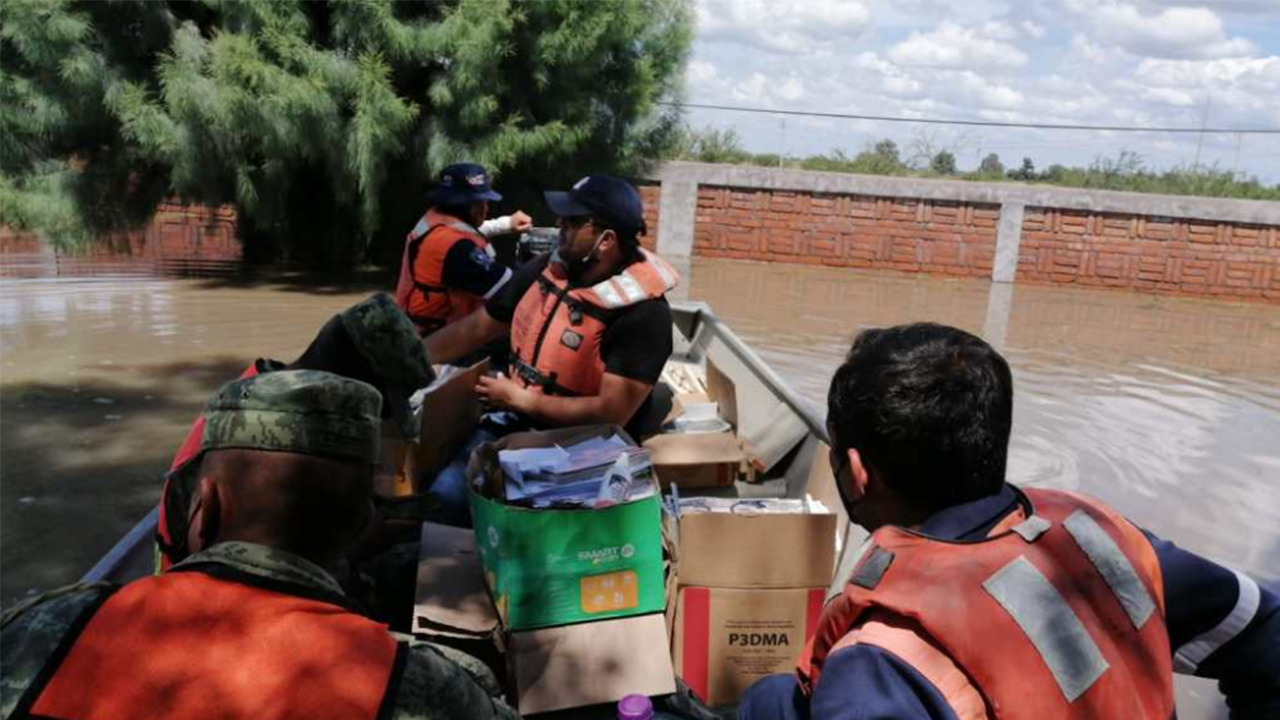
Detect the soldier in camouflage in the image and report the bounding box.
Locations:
[1,371,518,720]
[158,292,438,568]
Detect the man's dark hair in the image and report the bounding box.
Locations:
[827,323,1013,512]
[593,216,643,263]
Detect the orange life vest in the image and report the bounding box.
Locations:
[394,209,491,335]
[798,488,1174,720]
[27,568,401,720]
[509,250,679,397]
[156,361,261,570]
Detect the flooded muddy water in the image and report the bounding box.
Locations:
[2,253,1277,716]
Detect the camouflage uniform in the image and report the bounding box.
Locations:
[337,292,436,440]
[1,371,517,720]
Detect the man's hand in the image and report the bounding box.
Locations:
[476,373,534,414]
[509,210,533,234]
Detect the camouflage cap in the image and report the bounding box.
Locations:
[201,370,383,464]
[338,293,435,438]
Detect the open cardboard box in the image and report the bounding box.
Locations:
[466,425,666,630]
[406,359,489,490]
[414,520,676,716]
[644,358,752,489]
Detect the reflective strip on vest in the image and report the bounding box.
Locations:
[592,278,628,308]
[1063,509,1156,629]
[649,251,678,288]
[982,555,1110,702]
[615,272,647,304]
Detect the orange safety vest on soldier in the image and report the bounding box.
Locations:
[24,569,401,720]
[798,487,1175,720]
[394,209,492,335]
[508,249,680,397]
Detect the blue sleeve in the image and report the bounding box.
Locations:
[1144,530,1280,719]
[440,239,511,299]
[812,645,960,720]
[737,646,959,720]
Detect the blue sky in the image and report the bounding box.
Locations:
[683,0,1280,182]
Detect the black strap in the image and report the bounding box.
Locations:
[511,357,580,397]
[533,275,613,324]
[374,643,410,720]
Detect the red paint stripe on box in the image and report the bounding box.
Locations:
[681,587,711,703]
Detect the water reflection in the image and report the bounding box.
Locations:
[683,257,1280,588]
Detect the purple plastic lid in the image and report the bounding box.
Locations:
[617,694,654,720]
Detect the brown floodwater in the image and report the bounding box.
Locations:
[2,253,1277,716]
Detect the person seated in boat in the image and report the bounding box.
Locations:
[421,175,679,525]
[0,371,518,720]
[156,293,436,571]
[426,174,679,436]
[739,323,1280,720]
[394,162,532,337]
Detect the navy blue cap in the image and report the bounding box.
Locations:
[544,175,647,235]
[426,163,502,205]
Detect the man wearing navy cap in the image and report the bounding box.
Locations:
[393,162,533,336]
[427,174,679,437]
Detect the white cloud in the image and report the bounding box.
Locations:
[888,21,1029,69]
[697,0,872,55]
[777,76,809,102]
[1021,20,1047,39]
[687,59,719,86]
[1062,0,1256,59]
[730,73,770,104]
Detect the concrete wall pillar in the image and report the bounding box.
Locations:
[992,201,1025,284]
[657,179,698,258]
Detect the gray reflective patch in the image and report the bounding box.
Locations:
[851,546,894,589]
[1012,515,1052,542]
[983,556,1109,702]
[1063,509,1156,629]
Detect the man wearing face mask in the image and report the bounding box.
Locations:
[426,175,679,436]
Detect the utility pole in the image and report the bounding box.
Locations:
[1231,132,1243,177]
[1192,92,1212,169]
[779,118,786,168]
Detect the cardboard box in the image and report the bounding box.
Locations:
[676,506,836,589]
[644,430,747,489]
[674,586,824,706]
[407,359,489,488]
[413,521,500,640]
[509,613,676,715]
[373,437,414,497]
[467,426,666,630]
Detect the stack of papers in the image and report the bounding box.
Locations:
[499,435,656,509]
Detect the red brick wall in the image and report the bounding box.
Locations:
[1,202,240,278]
[692,186,998,276]
[1017,208,1280,302]
[639,184,661,251]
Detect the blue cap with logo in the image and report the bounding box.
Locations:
[544,175,647,235]
[426,162,503,205]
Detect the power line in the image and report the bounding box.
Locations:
[661,101,1280,135]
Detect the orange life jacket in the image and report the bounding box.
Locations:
[26,568,401,720]
[394,209,491,335]
[156,361,261,570]
[509,250,679,397]
[798,488,1174,720]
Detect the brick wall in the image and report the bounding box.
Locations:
[1,202,240,278]
[639,184,661,250]
[1017,208,1279,301]
[691,186,999,276]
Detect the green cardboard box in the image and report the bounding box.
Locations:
[467,426,666,630]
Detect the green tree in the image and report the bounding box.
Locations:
[1007,156,1037,181]
[978,153,1004,175]
[929,150,957,176]
[1,0,693,266]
